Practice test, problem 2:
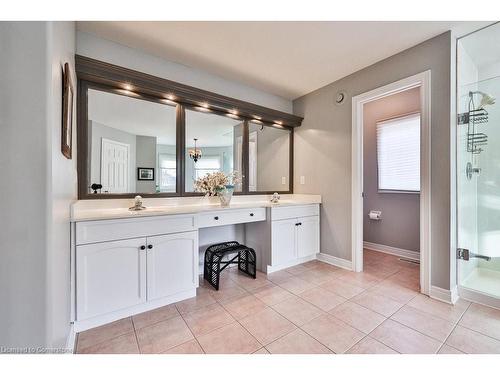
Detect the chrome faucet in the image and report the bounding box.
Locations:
[129,195,146,211]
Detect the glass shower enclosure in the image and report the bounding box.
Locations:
[457,23,500,307]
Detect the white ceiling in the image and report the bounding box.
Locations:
[77,21,489,100]
[88,88,241,146]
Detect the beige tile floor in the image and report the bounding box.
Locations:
[75,249,500,354]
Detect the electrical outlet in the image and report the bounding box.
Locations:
[300,176,305,185]
[281,176,286,185]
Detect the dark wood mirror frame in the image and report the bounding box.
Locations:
[76,55,302,199]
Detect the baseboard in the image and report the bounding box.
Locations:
[73,288,196,332]
[451,285,459,304]
[266,254,317,274]
[458,286,500,309]
[429,285,456,305]
[363,241,420,261]
[316,253,353,271]
[65,323,76,354]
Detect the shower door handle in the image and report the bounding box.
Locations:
[457,248,491,261]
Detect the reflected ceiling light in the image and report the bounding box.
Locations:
[166,93,176,100]
[250,119,262,124]
[229,109,239,115]
[188,138,202,163]
[253,115,262,120]
[274,120,283,125]
[201,102,210,109]
[227,113,239,119]
[123,83,133,91]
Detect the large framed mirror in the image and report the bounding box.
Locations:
[76,56,301,199]
[248,122,291,193]
[83,85,178,197]
[184,107,244,193]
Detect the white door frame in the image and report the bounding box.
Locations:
[351,71,431,296]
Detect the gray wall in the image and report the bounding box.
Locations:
[293,32,452,290]
[77,31,293,113]
[136,135,157,193]
[90,121,137,192]
[0,21,77,349]
[363,87,420,252]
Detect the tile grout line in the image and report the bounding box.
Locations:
[130,316,142,354]
[216,300,266,353]
[436,301,472,353]
[174,303,207,354]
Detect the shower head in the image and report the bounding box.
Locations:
[470,91,496,108]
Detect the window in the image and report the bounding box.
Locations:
[376,113,420,192]
[158,154,176,192]
[194,156,222,179]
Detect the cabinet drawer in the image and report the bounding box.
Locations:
[198,207,266,228]
[76,214,196,245]
[271,204,319,221]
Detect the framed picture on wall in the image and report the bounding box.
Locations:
[61,62,73,159]
[138,167,154,181]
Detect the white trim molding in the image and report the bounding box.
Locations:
[316,252,353,271]
[351,71,432,296]
[65,323,76,354]
[430,285,459,305]
[363,241,419,261]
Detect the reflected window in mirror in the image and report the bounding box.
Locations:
[87,88,177,195]
[185,108,243,193]
[248,122,290,192]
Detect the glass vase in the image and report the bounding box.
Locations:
[218,185,234,207]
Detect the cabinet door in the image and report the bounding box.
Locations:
[271,218,297,266]
[147,231,199,301]
[76,238,146,320]
[297,216,320,258]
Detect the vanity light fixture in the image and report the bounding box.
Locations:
[162,99,176,105]
[189,138,202,163]
[195,106,211,112]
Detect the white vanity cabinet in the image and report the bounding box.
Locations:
[76,237,147,321]
[71,199,321,331]
[146,231,199,301]
[269,204,320,272]
[73,214,199,331]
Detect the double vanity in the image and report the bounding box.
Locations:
[70,194,321,332]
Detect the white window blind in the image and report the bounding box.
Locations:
[158,154,176,192]
[376,113,420,192]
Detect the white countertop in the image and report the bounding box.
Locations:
[71,194,321,222]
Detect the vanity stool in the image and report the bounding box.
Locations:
[203,241,256,290]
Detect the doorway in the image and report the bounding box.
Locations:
[351,71,431,296]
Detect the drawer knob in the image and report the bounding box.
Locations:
[140,245,146,250]
[250,213,254,217]
[214,216,219,220]
[147,244,153,249]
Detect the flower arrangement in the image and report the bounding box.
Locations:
[194,171,241,196]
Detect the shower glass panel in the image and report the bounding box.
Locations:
[457,23,500,302]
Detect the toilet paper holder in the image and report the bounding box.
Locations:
[369,210,382,220]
